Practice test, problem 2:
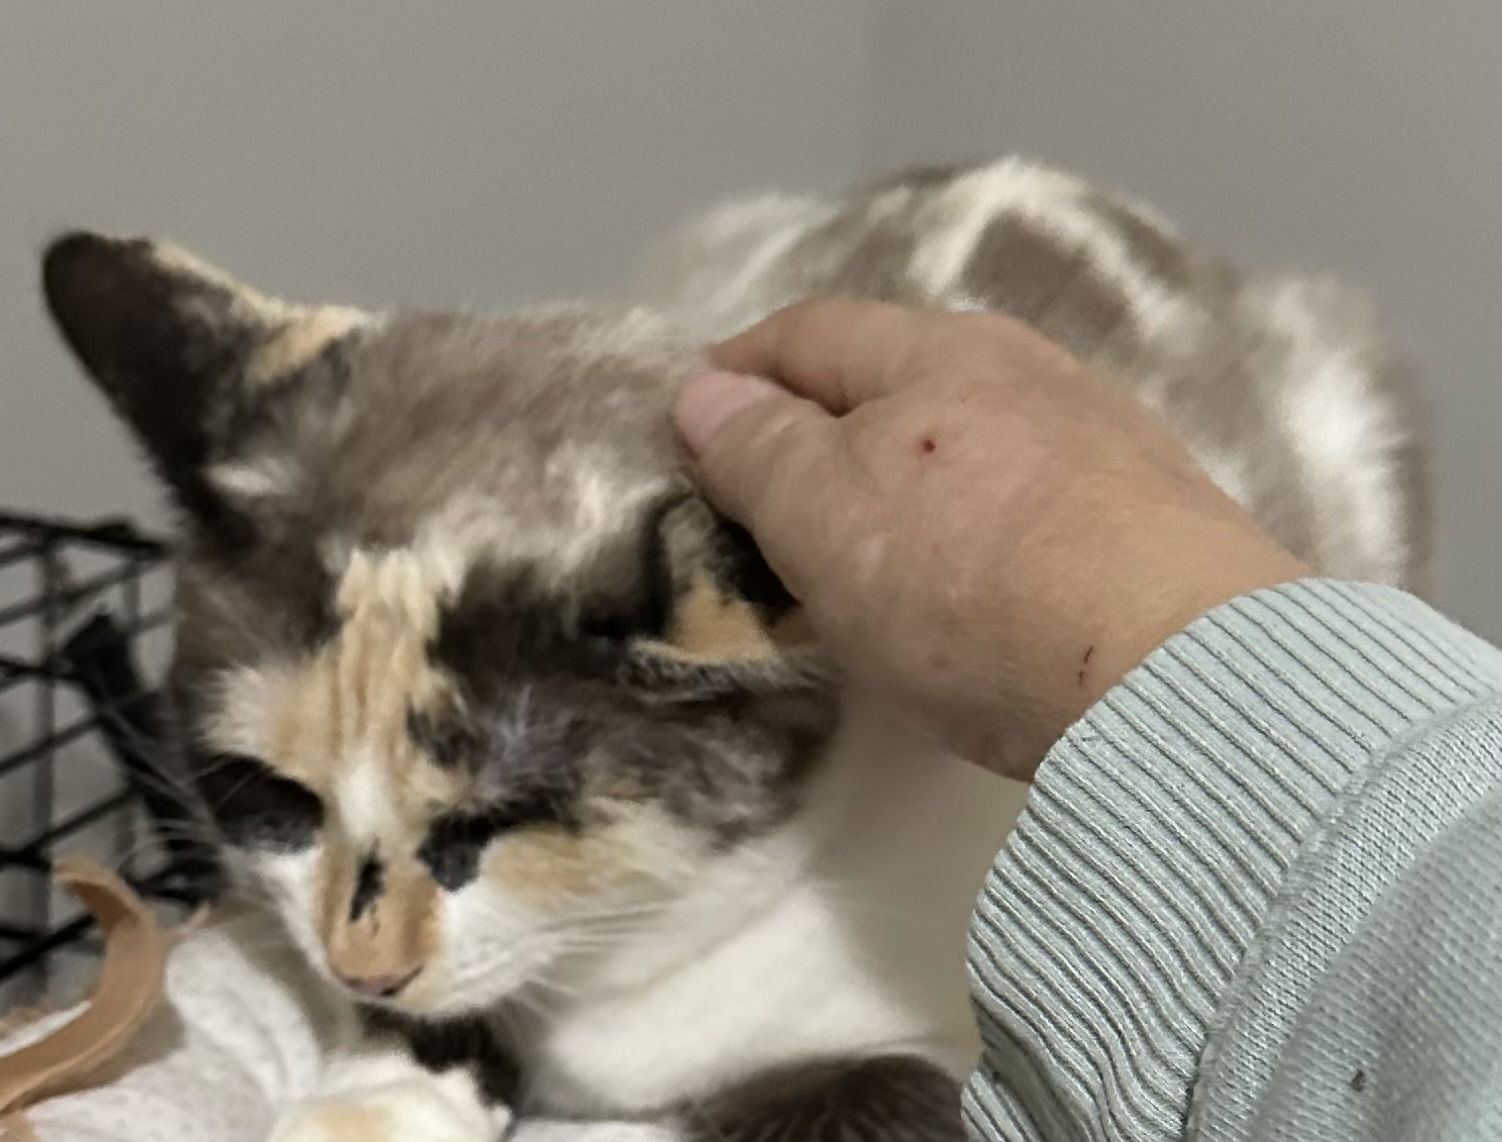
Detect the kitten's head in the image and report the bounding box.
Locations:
[43,233,829,1015]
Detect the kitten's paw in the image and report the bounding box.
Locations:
[267,1070,507,1142]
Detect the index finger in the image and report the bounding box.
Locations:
[709,299,937,414]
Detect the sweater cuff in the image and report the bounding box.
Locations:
[961,579,1502,1141]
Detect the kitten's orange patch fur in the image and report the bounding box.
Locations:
[266,548,463,799]
[483,827,608,906]
[319,839,442,984]
[245,305,367,387]
[259,549,465,976]
[151,237,367,389]
[653,575,810,663]
[482,805,680,910]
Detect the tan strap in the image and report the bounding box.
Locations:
[0,857,166,1115]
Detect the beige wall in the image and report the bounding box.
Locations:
[1,4,1496,639]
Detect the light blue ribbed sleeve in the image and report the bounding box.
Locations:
[963,580,1502,1142]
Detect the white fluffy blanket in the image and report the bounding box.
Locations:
[0,862,658,1142]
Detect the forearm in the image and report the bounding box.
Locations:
[964,580,1502,1142]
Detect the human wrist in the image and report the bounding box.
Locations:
[987,527,1309,778]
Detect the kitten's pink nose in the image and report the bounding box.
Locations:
[336,967,419,999]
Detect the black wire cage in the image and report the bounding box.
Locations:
[0,511,214,1007]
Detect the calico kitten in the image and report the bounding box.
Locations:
[40,157,1427,1142]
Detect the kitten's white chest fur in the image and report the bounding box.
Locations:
[523,712,1028,1115]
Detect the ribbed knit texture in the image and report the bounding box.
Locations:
[963,580,1502,1142]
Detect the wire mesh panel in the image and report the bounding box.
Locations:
[0,511,214,1007]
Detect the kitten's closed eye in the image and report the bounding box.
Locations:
[417,790,574,891]
[194,752,324,850]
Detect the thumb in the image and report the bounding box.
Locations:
[674,369,838,559]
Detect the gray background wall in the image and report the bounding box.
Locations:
[869,2,1502,642]
[2,3,1497,640]
[0,2,874,529]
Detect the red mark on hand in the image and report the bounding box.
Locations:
[1077,644,1096,687]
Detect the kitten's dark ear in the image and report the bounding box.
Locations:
[41,231,365,523]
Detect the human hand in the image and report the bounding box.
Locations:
[674,300,1306,779]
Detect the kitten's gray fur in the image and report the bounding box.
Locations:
[39,157,1428,1142]
[640,158,1429,595]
